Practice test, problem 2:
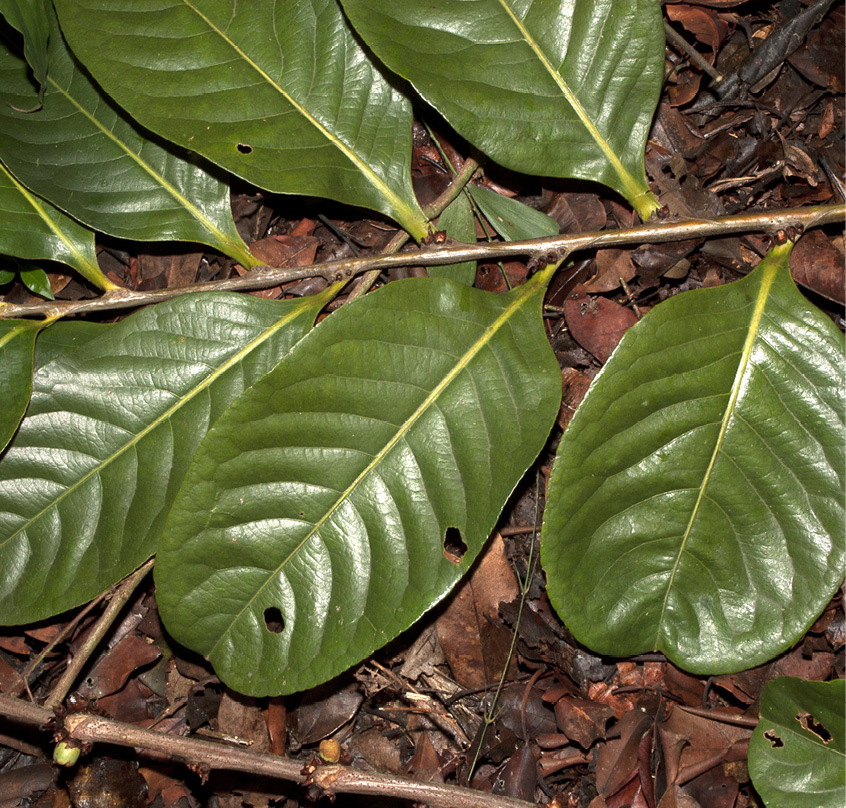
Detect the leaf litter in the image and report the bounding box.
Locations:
[0,1,843,806]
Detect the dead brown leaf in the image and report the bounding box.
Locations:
[76,633,161,700]
[790,228,845,303]
[563,284,637,364]
[435,534,519,690]
[584,249,637,293]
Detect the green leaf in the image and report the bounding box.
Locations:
[0,318,42,453]
[468,185,559,241]
[0,6,255,268]
[157,271,562,696]
[749,677,845,808]
[339,0,663,218]
[0,160,115,289]
[53,0,428,240]
[430,192,476,286]
[33,320,110,370]
[19,267,53,299]
[541,242,845,673]
[0,288,334,624]
[0,0,50,99]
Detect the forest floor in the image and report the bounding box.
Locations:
[0,1,843,807]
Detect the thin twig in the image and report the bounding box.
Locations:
[309,763,535,808]
[619,277,643,319]
[347,154,482,301]
[819,155,846,201]
[421,127,511,291]
[42,558,155,711]
[0,203,842,320]
[317,215,362,256]
[0,694,537,808]
[673,705,759,728]
[664,20,723,84]
[7,592,108,699]
[468,474,542,780]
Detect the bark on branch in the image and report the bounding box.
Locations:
[0,694,537,808]
[1,203,841,320]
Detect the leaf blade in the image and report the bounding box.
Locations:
[468,185,559,241]
[0,318,42,453]
[0,289,333,623]
[0,160,113,289]
[749,677,845,808]
[0,0,50,96]
[33,321,110,370]
[541,243,845,673]
[53,0,428,239]
[0,6,254,266]
[339,0,663,216]
[157,273,562,695]
[430,192,476,286]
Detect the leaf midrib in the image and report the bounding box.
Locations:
[0,321,38,349]
[654,258,780,644]
[0,159,99,277]
[0,292,330,562]
[495,0,638,197]
[180,0,425,238]
[213,273,549,657]
[47,73,251,264]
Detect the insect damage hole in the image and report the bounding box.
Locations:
[798,711,832,743]
[443,527,467,564]
[236,143,253,154]
[763,729,784,748]
[263,607,285,634]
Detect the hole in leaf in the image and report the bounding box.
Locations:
[264,607,285,634]
[237,143,253,154]
[443,527,467,564]
[763,729,784,748]
[797,711,832,743]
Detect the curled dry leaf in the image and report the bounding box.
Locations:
[790,229,845,304]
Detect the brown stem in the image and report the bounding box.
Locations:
[42,559,155,710]
[1,203,841,320]
[0,694,537,808]
[308,763,535,808]
[7,591,107,700]
[347,155,482,301]
[664,20,723,83]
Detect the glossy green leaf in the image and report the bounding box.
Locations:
[157,271,562,696]
[0,160,114,289]
[0,0,49,98]
[430,192,476,286]
[541,242,845,673]
[0,318,42,453]
[0,288,334,624]
[340,0,663,217]
[468,185,559,241]
[0,261,54,299]
[749,677,845,808]
[53,0,428,240]
[0,6,254,267]
[19,267,53,299]
[33,320,110,370]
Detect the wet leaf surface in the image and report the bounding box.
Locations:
[0,2,843,807]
